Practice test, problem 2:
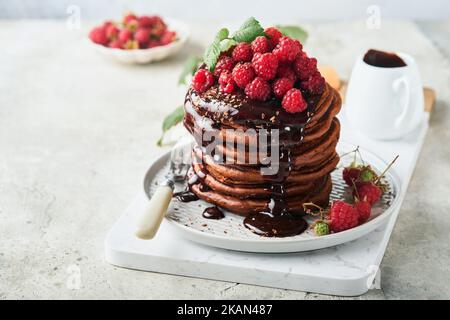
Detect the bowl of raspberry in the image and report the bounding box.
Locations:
[88,13,189,64]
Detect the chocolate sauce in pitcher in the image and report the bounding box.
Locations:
[363,49,406,68]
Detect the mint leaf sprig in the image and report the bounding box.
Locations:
[204,17,266,71]
[276,25,308,43]
[157,105,184,146]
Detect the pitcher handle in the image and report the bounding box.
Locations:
[393,76,410,128]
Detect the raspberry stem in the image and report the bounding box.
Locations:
[375,155,399,184]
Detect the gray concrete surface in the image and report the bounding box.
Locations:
[0,20,449,299]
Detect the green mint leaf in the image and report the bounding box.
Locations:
[203,41,221,71]
[157,106,184,146]
[220,38,237,52]
[203,28,229,71]
[215,28,229,41]
[178,56,202,85]
[276,25,308,43]
[232,17,265,43]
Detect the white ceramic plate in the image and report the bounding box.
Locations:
[144,142,401,253]
[89,18,189,64]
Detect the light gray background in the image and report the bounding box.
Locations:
[1,0,450,300]
[1,0,449,20]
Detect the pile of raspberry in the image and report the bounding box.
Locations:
[191,27,325,114]
[89,13,176,50]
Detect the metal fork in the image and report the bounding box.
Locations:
[135,137,192,240]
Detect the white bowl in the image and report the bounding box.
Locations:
[89,18,190,64]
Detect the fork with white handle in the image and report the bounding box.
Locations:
[135,137,192,239]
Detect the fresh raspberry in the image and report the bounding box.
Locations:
[281,88,307,113]
[264,27,283,48]
[89,26,108,46]
[273,36,302,63]
[354,182,382,205]
[251,36,270,54]
[218,71,235,94]
[276,64,297,82]
[232,63,255,88]
[294,55,318,81]
[329,201,359,233]
[108,39,123,49]
[272,78,294,99]
[192,69,215,93]
[138,16,153,28]
[354,200,371,224]
[135,28,151,46]
[149,16,166,38]
[102,21,113,29]
[232,43,253,62]
[300,71,326,95]
[214,56,236,77]
[159,30,176,45]
[314,221,330,236]
[147,40,160,48]
[245,77,271,101]
[252,52,279,80]
[123,13,137,25]
[118,29,133,43]
[105,24,119,40]
[343,167,361,186]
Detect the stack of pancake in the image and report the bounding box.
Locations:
[183,81,341,217]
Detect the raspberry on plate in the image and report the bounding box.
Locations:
[108,40,123,49]
[343,166,362,186]
[232,63,256,88]
[106,24,119,40]
[273,36,302,63]
[214,56,236,77]
[89,26,108,45]
[218,71,236,94]
[354,200,371,224]
[245,77,271,101]
[123,13,138,25]
[264,27,283,48]
[251,36,270,54]
[252,52,279,80]
[273,78,294,99]
[135,28,151,46]
[232,43,253,62]
[192,69,215,93]
[354,182,382,205]
[282,88,307,113]
[329,200,359,233]
[118,29,133,43]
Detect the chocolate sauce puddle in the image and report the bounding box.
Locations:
[173,191,198,202]
[202,206,225,220]
[244,211,307,237]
